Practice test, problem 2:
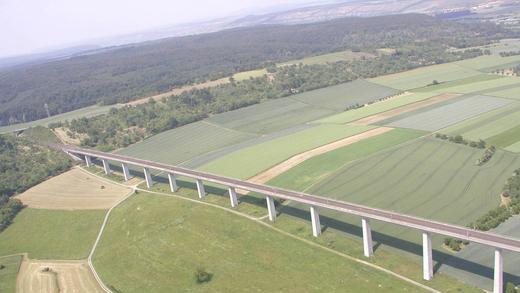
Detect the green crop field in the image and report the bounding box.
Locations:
[0,254,22,293]
[0,104,122,134]
[316,92,437,124]
[386,95,511,131]
[412,74,504,93]
[206,97,337,134]
[92,192,426,293]
[290,79,400,111]
[300,138,519,248]
[487,84,520,100]
[198,124,375,179]
[117,121,257,166]
[454,54,520,71]
[268,128,425,191]
[443,103,520,140]
[421,76,520,96]
[487,125,520,149]
[0,208,105,259]
[369,62,481,90]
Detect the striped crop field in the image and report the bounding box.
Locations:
[198,124,375,179]
[487,125,520,149]
[385,95,511,131]
[412,74,503,93]
[454,54,520,71]
[290,79,400,111]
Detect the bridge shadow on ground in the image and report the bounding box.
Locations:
[89,161,520,287]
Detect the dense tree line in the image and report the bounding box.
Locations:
[50,46,483,151]
[0,195,22,233]
[1,14,516,125]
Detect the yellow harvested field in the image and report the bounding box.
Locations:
[17,259,104,293]
[16,168,131,210]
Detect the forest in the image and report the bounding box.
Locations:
[0,13,516,126]
[51,46,484,150]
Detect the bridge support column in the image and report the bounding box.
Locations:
[362,217,373,257]
[85,155,92,167]
[494,248,503,293]
[143,168,153,188]
[121,163,131,181]
[168,173,178,192]
[310,206,321,237]
[422,232,433,281]
[228,187,238,208]
[102,159,111,175]
[196,179,205,199]
[266,196,276,222]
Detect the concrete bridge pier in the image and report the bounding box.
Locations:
[121,163,132,181]
[196,179,206,199]
[266,196,276,222]
[101,159,111,175]
[168,173,179,192]
[228,187,238,208]
[85,155,92,167]
[310,206,321,237]
[362,217,373,257]
[143,168,153,188]
[422,232,433,281]
[494,248,503,293]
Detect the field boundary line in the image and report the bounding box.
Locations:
[200,120,258,137]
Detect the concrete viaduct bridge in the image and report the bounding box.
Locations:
[56,144,520,293]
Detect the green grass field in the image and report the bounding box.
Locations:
[302,138,519,247]
[198,124,375,179]
[0,254,22,293]
[369,62,481,90]
[93,192,426,292]
[117,121,257,166]
[290,79,400,111]
[454,54,520,71]
[412,74,503,93]
[0,104,122,134]
[487,84,520,100]
[316,92,437,124]
[487,125,520,148]
[0,208,105,259]
[268,128,425,191]
[417,76,520,96]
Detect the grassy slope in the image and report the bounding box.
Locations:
[199,124,375,179]
[316,92,437,124]
[93,192,426,293]
[0,208,105,259]
[268,128,425,191]
[0,255,22,293]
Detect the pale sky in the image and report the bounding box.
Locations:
[0,0,319,58]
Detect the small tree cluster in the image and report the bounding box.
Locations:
[506,282,518,293]
[476,146,496,166]
[434,133,486,149]
[195,268,213,284]
[500,51,520,57]
[443,238,469,251]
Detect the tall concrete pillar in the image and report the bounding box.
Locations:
[85,155,92,167]
[143,168,153,188]
[310,206,321,237]
[168,173,178,192]
[362,217,373,257]
[228,187,238,208]
[196,179,206,199]
[266,196,276,222]
[494,248,503,293]
[102,159,111,175]
[422,232,433,281]
[121,163,131,181]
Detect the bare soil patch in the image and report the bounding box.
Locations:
[246,127,393,186]
[352,93,461,125]
[17,259,104,293]
[52,127,85,145]
[127,77,229,106]
[16,167,131,210]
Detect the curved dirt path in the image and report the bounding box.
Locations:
[247,127,393,185]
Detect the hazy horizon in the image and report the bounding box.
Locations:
[1,0,334,59]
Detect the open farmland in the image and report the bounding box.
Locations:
[0,208,105,259]
[268,128,425,191]
[385,95,511,131]
[92,192,426,293]
[369,62,481,90]
[17,260,104,293]
[0,255,22,293]
[290,79,400,111]
[487,84,520,100]
[198,124,375,179]
[487,125,520,149]
[117,121,257,166]
[412,74,503,93]
[443,103,520,140]
[454,54,520,71]
[16,168,131,210]
[417,76,520,96]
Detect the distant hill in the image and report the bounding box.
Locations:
[0,13,515,126]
